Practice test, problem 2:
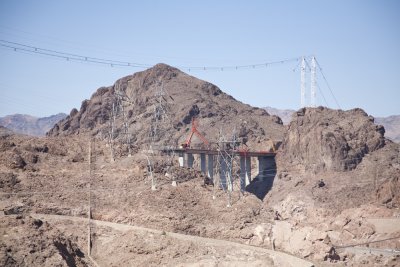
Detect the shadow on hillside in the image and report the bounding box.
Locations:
[245,168,277,201]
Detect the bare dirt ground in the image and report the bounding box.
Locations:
[1,120,400,266]
[0,132,313,266]
[29,213,313,267]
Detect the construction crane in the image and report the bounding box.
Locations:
[181,117,209,148]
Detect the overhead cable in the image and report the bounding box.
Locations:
[314,58,341,109]
[0,39,304,71]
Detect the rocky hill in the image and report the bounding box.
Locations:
[279,107,386,172]
[0,113,67,136]
[376,115,400,143]
[48,63,284,151]
[264,106,400,261]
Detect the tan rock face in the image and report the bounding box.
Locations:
[278,107,385,173]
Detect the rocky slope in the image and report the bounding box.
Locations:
[261,106,400,263]
[278,107,386,173]
[0,113,67,136]
[48,64,284,151]
[0,215,91,267]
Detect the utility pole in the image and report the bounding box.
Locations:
[87,138,93,256]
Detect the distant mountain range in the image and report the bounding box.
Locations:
[375,115,400,143]
[264,106,400,143]
[0,113,67,136]
[263,107,295,125]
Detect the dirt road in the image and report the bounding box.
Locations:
[32,213,315,267]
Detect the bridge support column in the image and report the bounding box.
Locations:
[207,154,214,181]
[200,153,206,173]
[227,162,233,192]
[258,156,275,181]
[220,160,227,190]
[178,152,185,167]
[186,153,194,168]
[240,156,251,191]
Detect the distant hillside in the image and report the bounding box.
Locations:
[263,106,295,125]
[0,113,67,136]
[375,115,400,143]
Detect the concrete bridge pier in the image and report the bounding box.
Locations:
[200,153,206,173]
[178,152,185,167]
[207,154,214,182]
[240,156,251,191]
[220,160,227,190]
[258,156,275,181]
[186,153,194,168]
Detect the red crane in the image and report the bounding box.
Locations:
[182,117,209,148]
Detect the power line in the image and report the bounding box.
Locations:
[316,81,329,107]
[0,39,151,68]
[0,39,304,72]
[314,58,341,109]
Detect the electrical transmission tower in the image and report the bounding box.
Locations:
[146,80,175,190]
[310,56,317,107]
[300,56,317,108]
[214,128,241,207]
[107,81,134,161]
[114,82,133,156]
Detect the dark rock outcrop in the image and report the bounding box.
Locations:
[278,107,386,172]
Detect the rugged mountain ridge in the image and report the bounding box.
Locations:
[48,63,285,151]
[0,113,67,136]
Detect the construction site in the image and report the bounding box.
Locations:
[1,62,400,267]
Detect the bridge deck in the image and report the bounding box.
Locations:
[163,148,276,157]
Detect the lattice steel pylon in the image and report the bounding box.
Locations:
[107,101,117,162]
[106,81,134,162]
[310,56,317,108]
[214,128,241,207]
[146,79,175,190]
[300,56,318,108]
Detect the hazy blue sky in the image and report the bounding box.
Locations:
[0,0,399,117]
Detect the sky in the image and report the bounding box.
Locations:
[0,0,399,118]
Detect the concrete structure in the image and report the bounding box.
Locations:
[186,153,194,168]
[200,153,206,173]
[239,156,251,191]
[220,159,227,190]
[178,152,185,167]
[207,154,214,180]
[258,156,276,181]
[165,148,276,193]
